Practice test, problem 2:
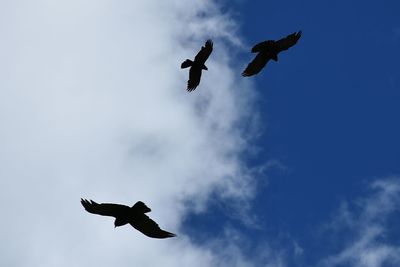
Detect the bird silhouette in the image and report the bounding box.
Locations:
[181,39,213,92]
[242,31,302,77]
[81,199,176,239]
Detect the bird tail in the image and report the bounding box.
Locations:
[181,59,193,69]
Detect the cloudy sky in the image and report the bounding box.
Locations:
[0,0,399,266]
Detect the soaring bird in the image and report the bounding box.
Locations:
[181,39,213,92]
[242,31,302,77]
[81,199,176,239]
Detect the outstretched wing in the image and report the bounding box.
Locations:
[275,31,302,53]
[251,40,275,53]
[194,39,213,64]
[242,53,270,77]
[187,66,201,92]
[81,199,129,218]
[130,213,176,239]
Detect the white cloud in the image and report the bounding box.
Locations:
[319,177,400,267]
[0,1,275,267]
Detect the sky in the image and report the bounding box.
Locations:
[0,0,399,267]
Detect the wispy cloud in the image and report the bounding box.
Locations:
[319,177,400,267]
[0,1,274,267]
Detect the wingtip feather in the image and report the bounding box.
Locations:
[162,231,177,238]
[241,71,251,77]
[167,232,177,238]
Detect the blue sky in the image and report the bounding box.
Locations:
[0,1,399,266]
[183,0,400,266]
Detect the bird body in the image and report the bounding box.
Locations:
[181,59,208,70]
[81,199,176,239]
[242,31,302,77]
[181,39,213,92]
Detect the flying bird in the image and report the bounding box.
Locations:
[242,31,302,77]
[181,39,213,92]
[81,199,176,239]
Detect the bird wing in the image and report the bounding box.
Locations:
[194,39,213,64]
[81,199,129,217]
[130,213,176,239]
[187,66,202,92]
[251,40,275,53]
[242,53,270,77]
[274,31,302,53]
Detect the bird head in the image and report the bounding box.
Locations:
[202,64,208,71]
[132,201,151,213]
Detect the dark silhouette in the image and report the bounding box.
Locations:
[81,199,176,239]
[242,31,302,77]
[181,39,213,92]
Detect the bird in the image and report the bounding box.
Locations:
[181,39,213,92]
[81,198,176,239]
[242,31,302,77]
